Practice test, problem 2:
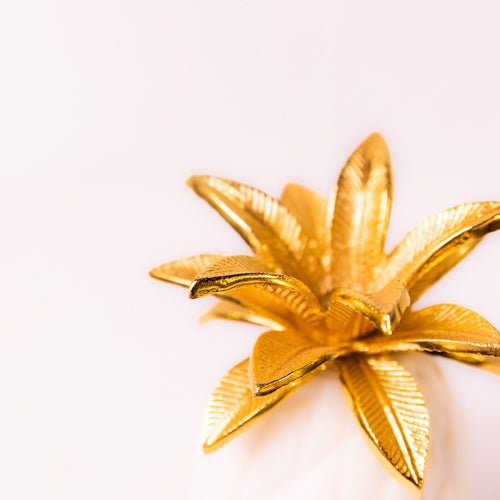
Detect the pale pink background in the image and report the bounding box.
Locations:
[1,1,500,499]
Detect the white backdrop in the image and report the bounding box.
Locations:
[1,1,500,499]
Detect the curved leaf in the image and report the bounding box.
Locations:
[364,304,500,356]
[189,255,319,304]
[187,175,323,293]
[250,329,348,395]
[384,202,500,302]
[325,279,410,337]
[189,255,323,329]
[327,133,392,292]
[335,354,429,492]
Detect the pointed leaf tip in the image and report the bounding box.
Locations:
[149,255,223,288]
[186,174,202,189]
[365,131,385,143]
[202,359,297,452]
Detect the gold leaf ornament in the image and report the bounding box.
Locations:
[151,133,500,495]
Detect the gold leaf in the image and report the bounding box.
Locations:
[149,254,223,287]
[200,301,285,331]
[280,183,328,251]
[203,359,296,452]
[189,255,323,329]
[384,202,500,302]
[189,255,318,303]
[187,175,323,293]
[335,354,429,492]
[365,304,500,356]
[250,329,347,395]
[324,296,368,341]
[325,279,410,337]
[327,133,392,292]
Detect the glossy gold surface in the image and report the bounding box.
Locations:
[150,133,500,495]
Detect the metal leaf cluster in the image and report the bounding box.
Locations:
[150,133,500,495]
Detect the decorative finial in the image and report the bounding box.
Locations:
[150,133,500,495]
